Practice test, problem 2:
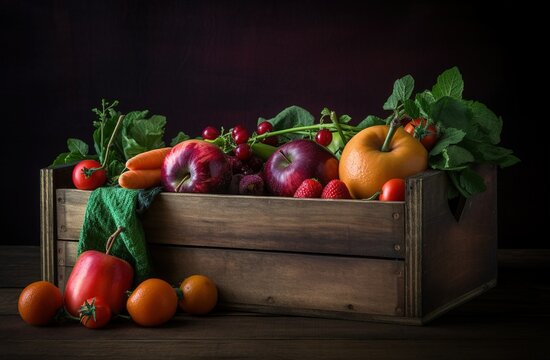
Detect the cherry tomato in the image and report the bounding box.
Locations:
[202,126,220,140]
[79,297,111,329]
[404,118,438,151]
[315,129,333,147]
[72,160,106,190]
[256,121,273,135]
[379,178,406,201]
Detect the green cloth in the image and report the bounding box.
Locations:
[77,187,161,283]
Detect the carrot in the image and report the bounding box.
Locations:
[125,147,172,171]
[118,169,162,189]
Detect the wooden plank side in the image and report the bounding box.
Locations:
[59,241,404,318]
[419,165,498,319]
[56,190,405,259]
[40,166,73,283]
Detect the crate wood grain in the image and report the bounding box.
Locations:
[41,165,497,324]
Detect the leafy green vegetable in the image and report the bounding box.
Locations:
[368,66,519,198]
[170,131,190,146]
[432,66,464,100]
[383,75,415,111]
[51,99,170,184]
[356,115,386,130]
[259,106,315,141]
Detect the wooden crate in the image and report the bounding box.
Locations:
[40,165,497,325]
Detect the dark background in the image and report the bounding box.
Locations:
[1,0,546,248]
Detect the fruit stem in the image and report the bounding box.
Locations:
[175,173,191,192]
[364,191,381,201]
[380,116,402,152]
[253,123,357,141]
[279,150,292,164]
[105,227,125,255]
[330,111,348,145]
[87,114,126,175]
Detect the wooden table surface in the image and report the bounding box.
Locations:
[0,246,548,359]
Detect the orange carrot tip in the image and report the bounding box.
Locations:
[118,169,162,189]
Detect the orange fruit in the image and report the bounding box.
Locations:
[179,275,218,315]
[18,281,63,326]
[339,125,427,199]
[126,278,178,327]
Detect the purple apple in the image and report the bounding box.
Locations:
[162,139,231,193]
[264,139,339,197]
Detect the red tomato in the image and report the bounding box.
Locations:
[404,118,438,151]
[79,297,112,329]
[72,160,106,190]
[64,250,134,317]
[379,178,406,201]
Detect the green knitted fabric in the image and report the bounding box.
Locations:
[77,187,158,283]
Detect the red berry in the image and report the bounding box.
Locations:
[315,129,333,147]
[257,121,273,135]
[233,129,250,144]
[293,179,323,198]
[202,126,220,140]
[321,180,352,199]
[231,125,246,138]
[235,143,252,160]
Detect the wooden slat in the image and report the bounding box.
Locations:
[419,165,498,319]
[59,241,404,318]
[40,166,73,284]
[56,189,405,259]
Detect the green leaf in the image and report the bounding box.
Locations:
[461,140,519,167]
[93,111,121,163]
[383,74,415,110]
[415,91,436,118]
[339,114,352,124]
[429,127,466,156]
[106,160,126,186]
[448,168,486,198]
[430,96,472,132]
[122,113,167,160]
[432,66,464,100]
[467,101,502,144]
[263,106,315,140]
[356,115,386,130]
[430,145,474,170]
[403,99,420,119]
[67,138,89,156]
[320,107,331,117]
[170,131,190,146]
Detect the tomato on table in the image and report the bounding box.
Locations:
[79,297,112,329]
[379,178,406,201]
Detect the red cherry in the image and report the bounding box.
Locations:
[202,126,220,140]
[315,129,333,146]
[235,143,252,160]
[257,121,273,135]
[233,129,250,145]
[231,125,246,138]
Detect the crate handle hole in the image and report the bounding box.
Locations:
[448,195,467,223]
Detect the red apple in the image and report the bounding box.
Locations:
[162,139,231,193]
[264,139,339,197]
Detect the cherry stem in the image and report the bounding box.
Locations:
[330,110,347,145]
[87,114,126,175]
[380,116,402,153]
[105,227,124,255]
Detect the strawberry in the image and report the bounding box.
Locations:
[293,179,323,198]
[321,179,352,199]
